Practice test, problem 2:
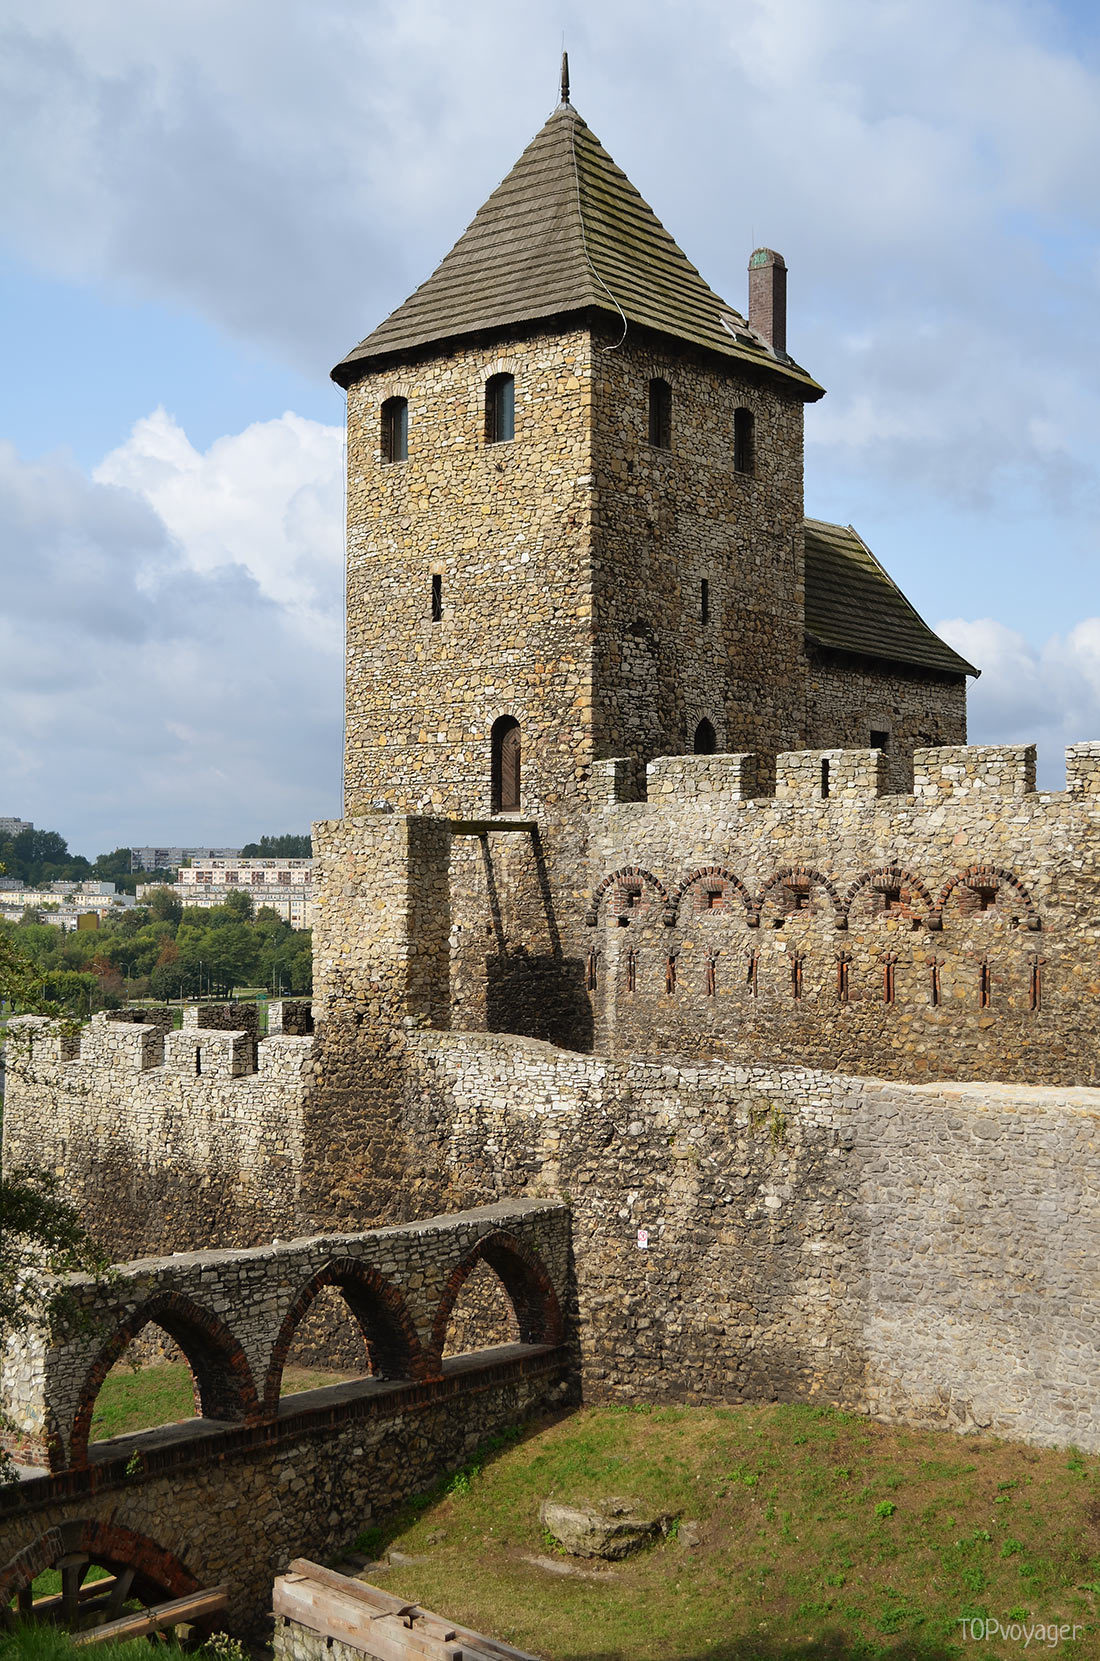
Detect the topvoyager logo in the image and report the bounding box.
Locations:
[959,1617,1083,1647]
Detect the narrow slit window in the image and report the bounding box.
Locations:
[700,578,710,625]
[883,954,897,1004]
[485,374,515,444]
[648,378,672,448]
[821,759,830,798]
[431,573,443,622]
[381,397,408,464]
[1029,955,1042,1011]
[733,407,755,474]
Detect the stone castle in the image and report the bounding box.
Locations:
[6,83,1100,1565]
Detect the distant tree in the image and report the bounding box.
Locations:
[147,887,183,924]
[239,834,312,858]
[91,847,133,883]
[221,888,253,921]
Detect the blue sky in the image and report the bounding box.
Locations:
[2,0,1099,850]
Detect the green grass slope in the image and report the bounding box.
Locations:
[348,1403,1100,1660]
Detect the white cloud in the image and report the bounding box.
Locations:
[0,422,343,852]
[937,615,1100,785]
[94,408,344,645]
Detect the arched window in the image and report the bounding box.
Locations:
[693,718,717,754]
[648,378,672,448]
[491,716,521,812]
[485,374,515,444]
[733,407,755,475]
[381,397,408,463]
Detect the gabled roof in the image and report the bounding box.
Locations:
[804,519,978,679]
[333,102,823,397]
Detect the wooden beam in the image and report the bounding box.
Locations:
[447,819,537,837]
[280,1565,538,1661]
[70,1587,228,1646]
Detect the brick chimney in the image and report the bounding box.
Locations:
[748,248,787,355]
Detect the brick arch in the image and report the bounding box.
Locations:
[585,867,669,927]
[430,1231,564,1371]
[665,866,756,927]
[263,1259,427,1412]
[758,865,842,917]
[932,864,1039,929]
[0,1519,200,1622]
[67,1290,259,1472]
[842,865,933,920]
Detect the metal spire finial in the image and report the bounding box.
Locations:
[560,50,570,105]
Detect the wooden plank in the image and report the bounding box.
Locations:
[287,1562,414,1617]
[278,1568,539,1661]
[447,819,537,837]
[70,1587,228,1646]
[275,1578,461,1661]
[31,1577,120,1618]
[104,1567,136,1622]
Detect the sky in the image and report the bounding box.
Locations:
[2,0,1100,853]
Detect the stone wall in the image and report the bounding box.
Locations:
[1,1010,313,1258]
[585,742,1100,1084]
[590,330,809,795]
[804,646,967,793]
[342,328,596,822]
[0,1200,570,1471]
[401,1028,1100,1452]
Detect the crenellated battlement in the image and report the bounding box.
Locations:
[599,743,1100,809]
[576,739,1100,1084]
[5,1004,315,1083]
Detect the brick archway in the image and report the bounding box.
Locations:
[430,1231,564,1371]
[0,1518,201,1621]
[67,1291,259,1472]
[263,1259,427,1412]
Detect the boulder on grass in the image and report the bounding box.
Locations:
[539,1497,675,1560]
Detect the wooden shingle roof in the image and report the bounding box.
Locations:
[332,102,823,397]
[804,519,978,678]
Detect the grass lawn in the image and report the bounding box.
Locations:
[346,1402,1100,1660]
[89,1360,355,1441]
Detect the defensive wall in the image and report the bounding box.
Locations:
[2,1004,316,1257]
[581,741,1100,1082]
[0,1202,573,1631]
[6,742,1100,1459]
[401,1034,1100,1450]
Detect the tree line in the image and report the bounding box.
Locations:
[0,826,312,893]
[1,886,311,1013]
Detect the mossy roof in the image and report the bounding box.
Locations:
[333,102,823,397]
[804,519,978,679]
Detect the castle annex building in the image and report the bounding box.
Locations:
[6,84,1100,1618]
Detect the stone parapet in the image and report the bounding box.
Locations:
[647,752,764,800]
[775,747,887,801]
[165,1028,254,1079]
[913,743,1036,798]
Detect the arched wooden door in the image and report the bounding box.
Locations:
[491,717,521,812]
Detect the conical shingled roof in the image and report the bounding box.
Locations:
[332,102,823,396]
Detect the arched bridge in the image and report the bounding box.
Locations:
[0,1201,573,1632]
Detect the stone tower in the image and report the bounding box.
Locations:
[332,92,827,816]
